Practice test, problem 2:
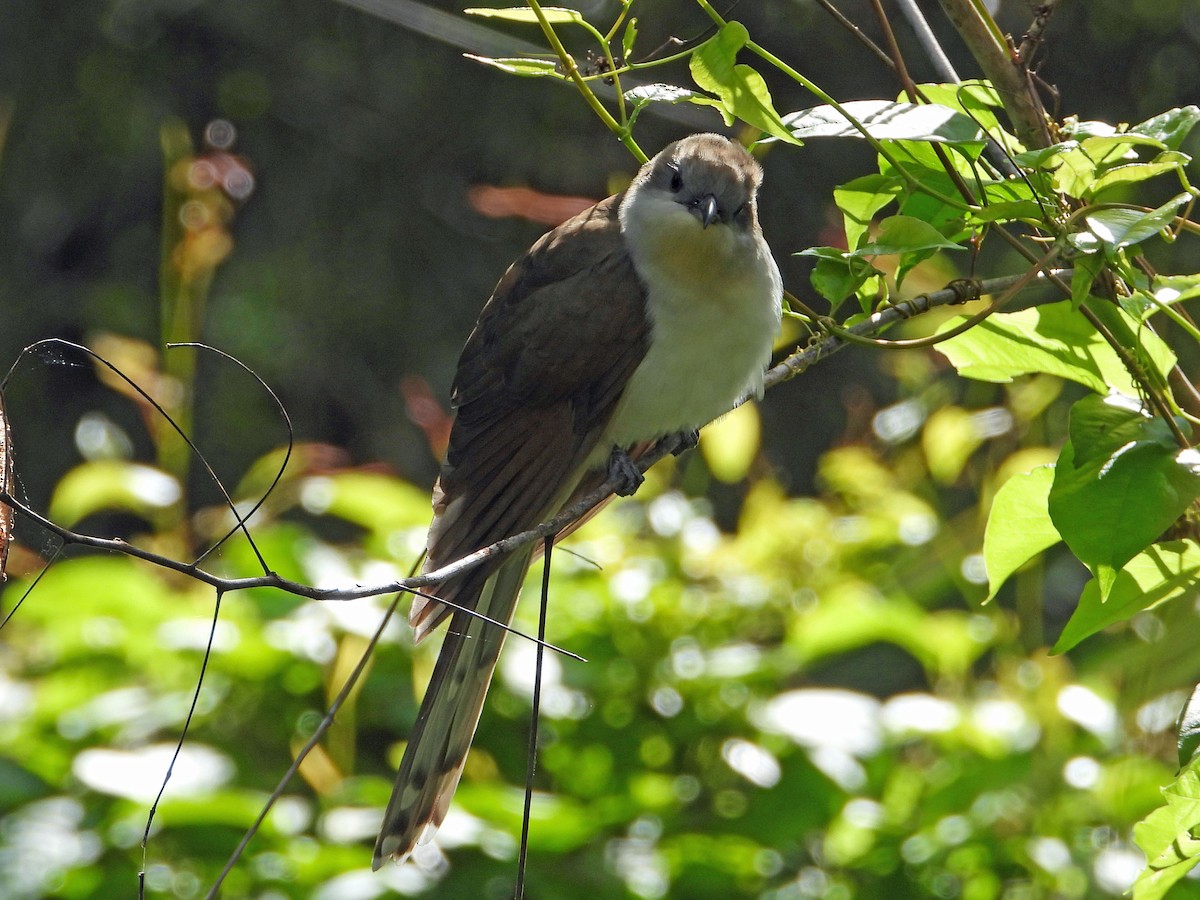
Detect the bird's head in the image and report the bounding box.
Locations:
[619,133,767,278]
[634,133,763,232]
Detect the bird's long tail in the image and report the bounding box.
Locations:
[372,545,534,869]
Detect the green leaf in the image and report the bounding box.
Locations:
[833,174,903,250]
[48,460,181,526]
[1084,193,1191,248]
[1052,134,1168,197]
[876,140,984,234]
[1133,762,1200,899]
[621,17,638,61]
[916,80,1013,149]
[853,215,962,255]
[1011,141,1078,169]
[1150,274,1200,307]
[299,472,430,550]
[797,247,884,313]
[464,54,563,77]
[689,22,799,144]
[1178,684,1200,768]
[1053,541,1200,652]
[1048,396,1200,590]
[966,199,1048,225]
[1132,106,1200,150]
[933,299,1176,396]
[780,100,984,144]
[1085,151,1191,198]
[983,466,1061,602]
[1070,252,1104,309]
[464,6,585,24]
[624,83,723,114]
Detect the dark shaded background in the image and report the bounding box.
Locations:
[2,0,1198,505]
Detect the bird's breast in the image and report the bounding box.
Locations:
[600,233,781,454]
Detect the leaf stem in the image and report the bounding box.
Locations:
[525,0,646,161]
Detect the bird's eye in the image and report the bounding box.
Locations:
[669,169,683,192]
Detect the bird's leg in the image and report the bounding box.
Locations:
[660,428,699,457]
[606,446,645,497]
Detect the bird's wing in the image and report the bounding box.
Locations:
[411,192,650,639]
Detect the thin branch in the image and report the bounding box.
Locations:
[1017,0,1061,68]
[0,491,585,663]
[766,268,1069,387]
[1,269,1073,632]
[812,0,896,71]
[2,339,274,573]
[515,536,554,900]
[141,592,224,900]
[205,590,406,899]
[170,342,295,568]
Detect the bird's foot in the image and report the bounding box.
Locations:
[660,429,699,457]
[607,447,645,497]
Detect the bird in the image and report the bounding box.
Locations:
[373,132,782,869]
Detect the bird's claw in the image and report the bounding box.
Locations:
[607,447,645,497]
[662,429,699,457]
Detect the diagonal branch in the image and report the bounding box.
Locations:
[2,269,1070,625]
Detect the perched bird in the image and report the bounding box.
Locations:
[373,133,782,868]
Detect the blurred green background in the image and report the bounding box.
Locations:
[2,0,1200,897]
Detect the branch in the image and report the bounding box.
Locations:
[766,268,1069,388]
[2,270,1071,623]
[933,0,1051,149]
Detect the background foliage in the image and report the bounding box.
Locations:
[3,1,1200,898]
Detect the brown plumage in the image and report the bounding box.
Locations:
[374,194,651,868]
[373,134,781,869]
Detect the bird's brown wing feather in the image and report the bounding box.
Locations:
[410,192,650,639]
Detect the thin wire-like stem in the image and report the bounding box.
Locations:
[515,536,555,900]
[205,590,405,899]
[141,592,223,900]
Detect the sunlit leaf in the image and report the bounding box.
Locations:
[1132,106,1200,150]
[922,406,982,485]
[48,460,182,526]
[966,199,1048,224]
[1053,541,1200,653]
[781,100,984,144]
[463,54,562,77]
[934,299,1176,396]
[689,22,799,144]
[983,466,1060,602]
[1132,761,1200,899]
[1180,684,1200,768]
[1011,141,1078,169]
[916,80,1012,149]
[1048,396,1200,594]
[1085,151,1191,198]
[1084,193,1191,248]
[624,83,724,120]
[299,471,430,541]
[464,6,584,24]
[833,174,902,250]
[1150,274,1200,307]
[853,215,962,255]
